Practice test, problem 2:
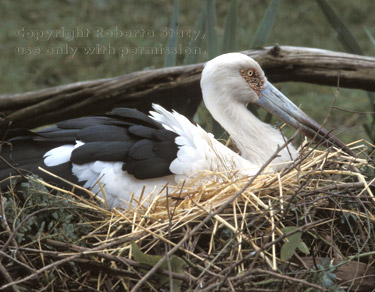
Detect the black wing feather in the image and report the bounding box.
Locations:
[123,157,173,180]
[108,108,162,129]
[0,107,179,186]
[129,140,156,160]
[154,129,179,141]
[57,116,133,129]
[128,125,157,139]
[154,141,179,161]
[77,125,135,143]
[71,141,132,164]
[34,128,80,142]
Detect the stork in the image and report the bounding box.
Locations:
[0,53,350,208]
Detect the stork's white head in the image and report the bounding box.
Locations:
[200,53,353,156]
[201,53,266,106]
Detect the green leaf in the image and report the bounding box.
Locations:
[281,226,298,235]
[132,241,162,267]
[222,0,238,53]
[131,242,186,292]
[205,0,219,59]
[316,0,362,55]
[164,0,179,67]
[280,226,303,261]
[251,0,280,48]
[183,4,206,65]
[297,241,310,255]
[364,27,375,48]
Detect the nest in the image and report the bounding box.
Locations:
[1,141,375,291]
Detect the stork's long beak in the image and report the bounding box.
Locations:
[257,82,354,155]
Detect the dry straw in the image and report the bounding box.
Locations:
[1,140,374,291]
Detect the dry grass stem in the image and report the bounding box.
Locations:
[1,141,374,291]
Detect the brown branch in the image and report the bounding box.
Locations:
[0,46,374,130]
[44,239,194,284]
[0,254,78,291]
[0,261,21,292]
[233,268,328,291]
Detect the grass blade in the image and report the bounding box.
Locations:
[192,0,225,138]
[251,0,280,48]
[206,0,219,59]
[317,0,374,144]
[251,0,280,123]
[222,0,238,53]
[204,0,225,137]
[164,0,179,67]
[316,0,362,55]
[364,27,375,48]
[183,5,206,65]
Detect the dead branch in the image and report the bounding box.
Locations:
[0,45,374,130]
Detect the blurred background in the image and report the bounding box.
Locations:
[1,0,374,143]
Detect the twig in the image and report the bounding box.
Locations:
[0,193,31,268]
[0,156,27,180]
[130,131,298,291]
[0,207,68,257]
[45,239,194,283]
[0,254,78,290]
[0,261,21,292]
[211,219,324,291]
[232,268,328,291]
[0,250,35,273]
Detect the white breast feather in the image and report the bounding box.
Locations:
[150,104,257,179]
[72,161,175,208]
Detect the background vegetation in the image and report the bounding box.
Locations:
[1,0,374,143]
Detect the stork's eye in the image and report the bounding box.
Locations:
[247,70,254,77]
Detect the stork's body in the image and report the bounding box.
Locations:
[41,105,266,207]
[0,53,348,208]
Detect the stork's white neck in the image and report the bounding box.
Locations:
[205,98,297,170]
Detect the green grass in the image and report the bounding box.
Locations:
[1,0,374,142]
